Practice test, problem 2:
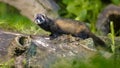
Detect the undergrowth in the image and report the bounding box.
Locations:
[0,2,48,35]
[51,54,120,68]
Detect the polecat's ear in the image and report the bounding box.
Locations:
[42,14,46,16]
[42,14,47,18]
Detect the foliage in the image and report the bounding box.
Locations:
[51,54,120,68]
[108,21,115,53]
[0,59,14,68]
[111,0,120,5]
[58,0,103,32]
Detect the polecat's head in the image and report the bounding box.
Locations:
[35,14,46,24]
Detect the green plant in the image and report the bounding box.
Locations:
[108,21,115,53]
[0,59,15,68]
[58,0,104,33]
[111,0,120,5]
[51,55,115,68]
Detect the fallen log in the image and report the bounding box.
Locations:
[0,30,114,68]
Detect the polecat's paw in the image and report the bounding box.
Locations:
[49,34,59,40]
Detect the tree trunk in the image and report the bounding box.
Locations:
[0,0,59,21]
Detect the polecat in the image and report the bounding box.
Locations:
[34,14,107,48]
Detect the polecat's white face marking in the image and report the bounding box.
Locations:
[35,14,46,24]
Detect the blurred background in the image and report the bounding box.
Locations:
[0,0,120,35]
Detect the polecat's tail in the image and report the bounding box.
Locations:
[89,32,108,49]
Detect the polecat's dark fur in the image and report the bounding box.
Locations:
[35,14,107,48]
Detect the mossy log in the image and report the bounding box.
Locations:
[96,4,120,36]
[0,30,116,68]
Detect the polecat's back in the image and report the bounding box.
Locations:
[54,18,90,35]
